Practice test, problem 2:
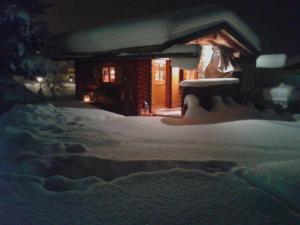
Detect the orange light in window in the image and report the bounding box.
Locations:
[103,74,110,82]
[102,67,116,83]
[110,67,116,82]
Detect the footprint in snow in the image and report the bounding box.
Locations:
[65,144,88,153]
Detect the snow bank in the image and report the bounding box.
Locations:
[234,159,300,213]
[0,77,41,104]
[183,94,294,123]
[0,104,123,176]
[183,95,260,122]
[61,107,123,121]
[0,102,300,224]
[0,169,298,225]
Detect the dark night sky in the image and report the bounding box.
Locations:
[43,0,300,55]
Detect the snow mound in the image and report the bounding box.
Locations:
[183,94,211,121]
[211,95,233,112]
[61,107,124,121]
[44,175,103,192]
[0,78,41,106]
[183,94,294,123]
[0,169,298,225]
[183,95,259,122]
[0,103,121,177]
[234,159,300,213]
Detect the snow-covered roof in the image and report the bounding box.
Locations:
[55,5,260,57]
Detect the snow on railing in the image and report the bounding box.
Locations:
[179,78,240,87]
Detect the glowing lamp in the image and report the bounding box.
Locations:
[83,94,91,103]
[36,76,43,83]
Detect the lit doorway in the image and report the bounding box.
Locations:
[151,59,167,110]
[151,59,181,117]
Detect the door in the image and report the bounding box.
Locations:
[151,59,167,109]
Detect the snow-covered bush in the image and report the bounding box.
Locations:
[0,0,54,106]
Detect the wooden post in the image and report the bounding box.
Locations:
[165,60,172,108]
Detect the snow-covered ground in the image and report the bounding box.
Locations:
[0,98,300,225]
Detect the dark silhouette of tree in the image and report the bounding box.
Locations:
[0,0,52,78]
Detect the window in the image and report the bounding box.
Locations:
[102,67,116,83]
[183,70,198,80]
[152,59,166,83]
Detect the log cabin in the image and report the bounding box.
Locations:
[54,5,261,116]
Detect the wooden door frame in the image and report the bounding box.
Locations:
[165,60,172,108]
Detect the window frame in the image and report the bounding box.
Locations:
[152,60,166,84]
[102,66,116,83]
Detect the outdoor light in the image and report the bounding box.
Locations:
[83,94,91,103]
[36,76,43,83]
[36,76,44,94]
[69,78,73,82]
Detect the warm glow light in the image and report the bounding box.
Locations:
[36,76,43,83]
[153,59,168,65]
[172,67,180,74]
[110,67,116,82]
[110,74,116,82]
[110,67,115,75]
[83,94,91,103]
[202,45,214,70]
[103,74,110,82]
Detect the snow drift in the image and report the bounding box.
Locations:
[1,103,300,224]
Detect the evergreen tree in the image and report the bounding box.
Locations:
[0,0,52,78]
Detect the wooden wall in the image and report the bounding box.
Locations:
[74,60,99,100]
[74,59,152,115]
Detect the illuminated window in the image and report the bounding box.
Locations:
[102,67,116,83]
[152,59,166,82]
[183,70,198,80]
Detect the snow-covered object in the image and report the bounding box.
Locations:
[0,77,41,104]
[263,83,300,108]
[180,78,240,87]
[56,5,260,54]
[24,81,75,96]
[183,95,211,121]
[211,96,233,112]
[234,159,300,213]
[20,55,56,76]
[183,95,260,122]
[256,54,287,69]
